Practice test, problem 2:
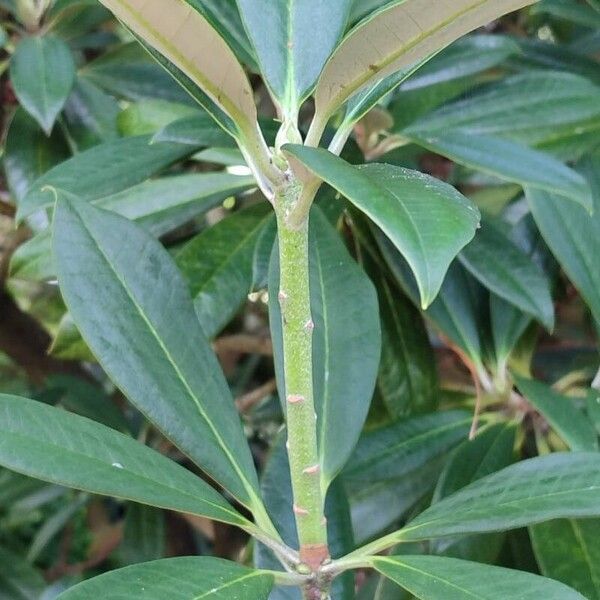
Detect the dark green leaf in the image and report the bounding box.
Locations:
[53,197,266,519]
[407,72,600,145]
[18,135,194,221]
[533,0,600,28]
[10,35,76,134]
[152,114,238,147]
[343,411,472,541]
[81,42,194,104]
[57,557,274,599]
[237,0,351,111]
[373,555,585,599]
[459,220,554,329]
[0,546,45,600]
[375,273,437,419]
[588,390,600,435]
[118,504,165,565]
[405,131,593,211]
[284,145,479,307]
[270,207,381,488]
[396,452,600,542]
[177,204,274,337]
[526,154,600,325]
[62,78,119,150]
[514,375,598,452]
[3,108,69,203]
[531,519,600,600]
[0,395,248,526]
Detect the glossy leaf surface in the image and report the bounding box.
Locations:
[285,145,479,307]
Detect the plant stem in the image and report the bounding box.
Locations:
[275,187,329,573]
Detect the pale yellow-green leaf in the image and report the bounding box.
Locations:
[97,0,257,131]
[312,0,538,127]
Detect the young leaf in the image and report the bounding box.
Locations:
[526,154,600,325]
[405,131,593,211]
[237,0,351,113]
[395,452,600,543]
[284,145,479,308]
[311,0,537,126]
[177,204,275,338]
[17,135,195,221]
[458,220,554,330]
[270,207,381,490]
[531,519,600,600]
[10,35,76,134]
[57,557,274,599]
[514,375,598,452]
[0,395,248,527]
[96,0,258,133]
[373,555,585,600]
[52,196,265,516]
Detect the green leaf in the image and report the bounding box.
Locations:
[237,0,351,112]
[395,452,600,542]
[311,0,537,125]
[177,203,275,338]
[12,173,253,282]
[373,555,585,600]
[270,207,381,489]
[514,376,598,452]
[377,232,484,365]
[17,135,195,221]
[0,546,45,600]
[526,154,600,325]
[433,423,517,502]
[0,395,248,527]
[343,411,472,542]
[96,0,258,133]
[459,220,554,330]
[57,557,274,599]
[152,114,238,146]
[192,0,257,69]
[284,145,479,308]
[531,519,600,600]
[62,78,119,150]
[117,99,198,136]
[400,34,520,92]
[375,273,438,419]
[490,294,531,366]
[118,504,165,565]
[3,108,69,203]
[533,0,600,28]
[405,131,593,211]
[10,35,76,134]
[255,434,355,600]
[49,312,95,361]
[52,196,265,516]
[407,72,600,145]
[81,42,194,104]
[588,390,600,435]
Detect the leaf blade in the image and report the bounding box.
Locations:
[0,395,247,527]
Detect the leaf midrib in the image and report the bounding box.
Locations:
[68,204,260,509]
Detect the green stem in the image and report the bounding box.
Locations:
[275,187,329,571]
